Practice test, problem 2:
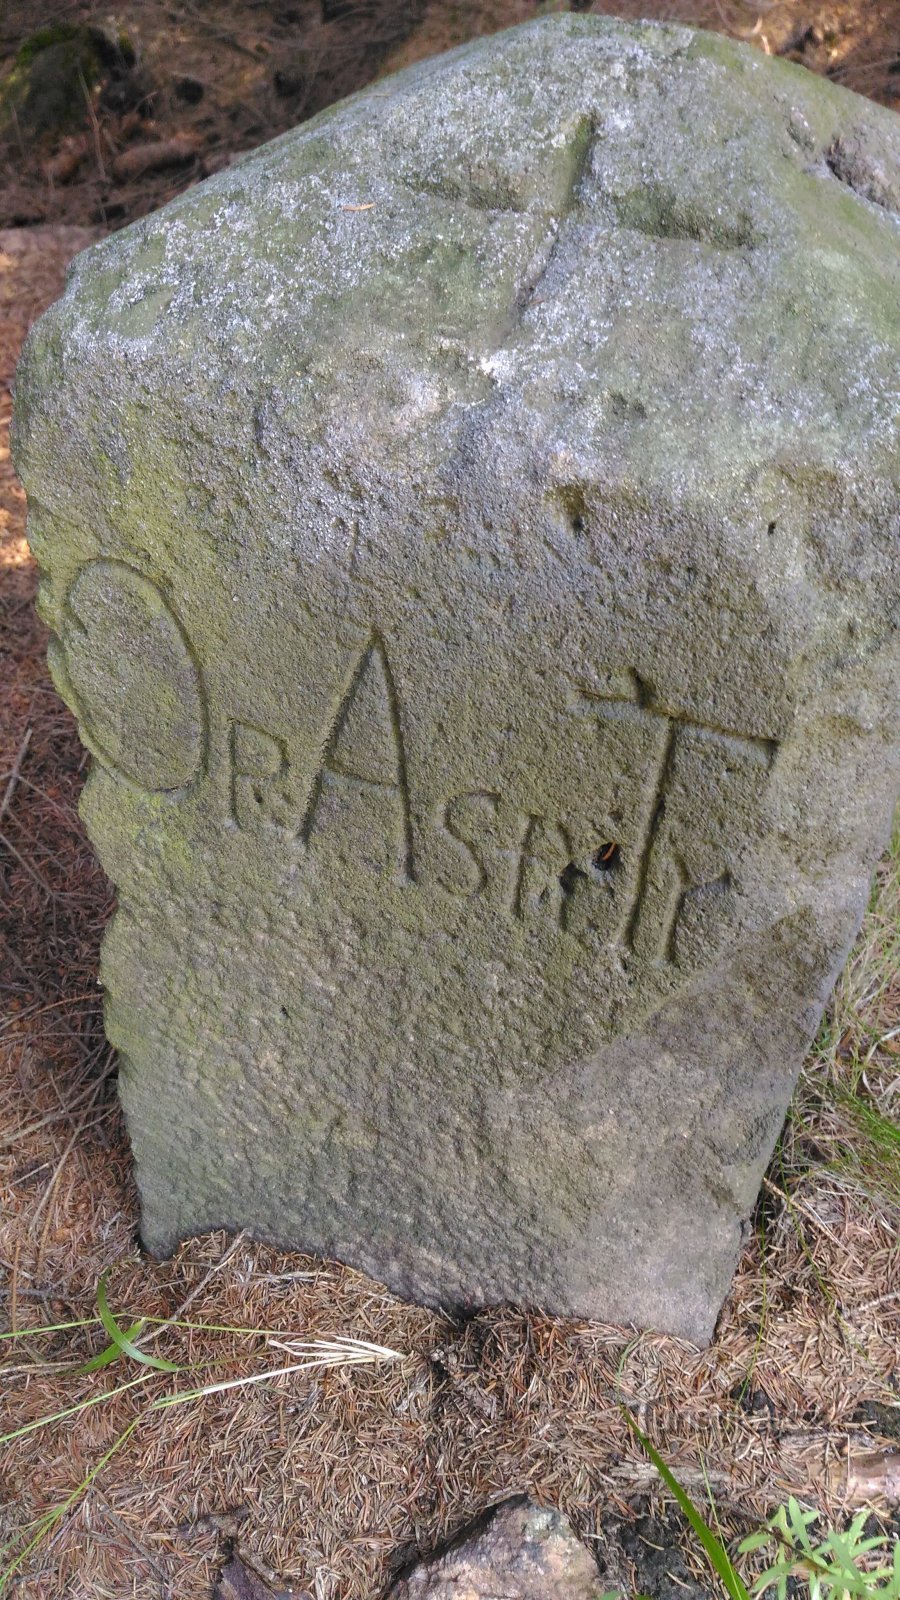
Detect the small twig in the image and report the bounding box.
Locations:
[846,1289,900,1315]
[78,65,107,182]
[268,1336,403,1361]
[0,992,99,1039]
[0,934,95,1052]
[1,1082,112,1150]
[10,105,27,162]
[92,1490,173,1591]
[0,829,63,903]
[762,1177,848,1251]
[133,1232,248,1349]
[864,1023,900,1064]
[10,1241,20,1338]
[252,1271,320,1284]
[154,1345,402,1408]
[29,1079,111,1267]
[0,728,32,823]
[0,772,82,827]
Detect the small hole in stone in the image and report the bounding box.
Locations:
[559,862,586,895]
[557,484,588,537]
[767,521,777,537]
[559,844,621,895]
[592,842,620,872]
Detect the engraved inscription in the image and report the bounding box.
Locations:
[63,557,781,978]
[569,673,777,966]
[217,646,778,970]
[510,814,575,928]
[436,791,500,897]
[226,636,415,882]
[300,634,415,884]
[55,560,207,793]
[230,721,297,830]
[434,799,618,937]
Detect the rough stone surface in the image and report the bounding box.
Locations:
[13,16,900,1341]
[212,1554,297,1600]
[389,1497,606,1599]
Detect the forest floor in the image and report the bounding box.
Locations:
[1,2,899,1597]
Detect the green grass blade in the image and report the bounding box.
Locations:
[73,1317,146,1375]
[0,1371,153,1446]
[0,1415,142,1589]
[96,1272,179,1372]
[0,1318,100,1341]
[623,1412,751,1600]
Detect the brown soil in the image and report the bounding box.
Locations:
[1,5,899,1599]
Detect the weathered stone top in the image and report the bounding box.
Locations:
[16,15,900,765]
[17,19,900,485]
[12,17,900,1339]
[16,12,899,1023]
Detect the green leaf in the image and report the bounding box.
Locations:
[73,1318,146,1374]
[845,1510,872,1545]
[622,1411,751,1600]
[96,1271,179,1372]
[752,1568,787,1593]
[785,1497,818,1553]
[738,1533,773,1555]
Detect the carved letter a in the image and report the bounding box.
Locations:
[300,634,415,883]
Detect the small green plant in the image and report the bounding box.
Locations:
[624,1413,898,1600]
[0,1270,403,1589]
[739,1500,900,1600]
[624,1411,751,1600]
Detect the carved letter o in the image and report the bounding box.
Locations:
[59,560,206,793]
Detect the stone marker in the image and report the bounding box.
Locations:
[389,1498,606,1599]
[13,16,900,1341]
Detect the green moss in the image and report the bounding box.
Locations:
[1,28,98,137]
[1,22,135,138]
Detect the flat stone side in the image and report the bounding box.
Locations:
[13,15,900,1340]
